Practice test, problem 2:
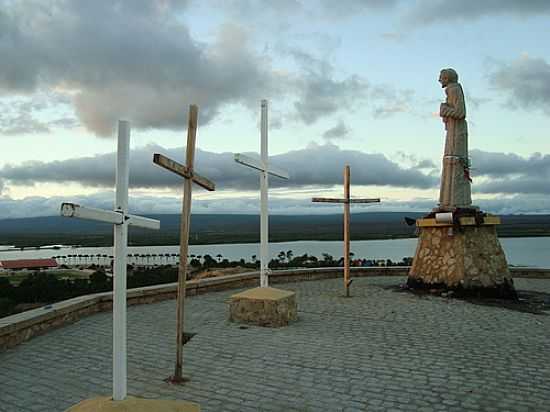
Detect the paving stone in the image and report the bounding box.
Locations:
[1,277,550,411]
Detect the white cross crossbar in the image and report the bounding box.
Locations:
[234,153,289,180]
[61,203,160,230]
[59,120,159,401]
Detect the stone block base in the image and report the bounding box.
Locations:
[408,222,516,299]
[65,396,200,412]
[229,287,297,327]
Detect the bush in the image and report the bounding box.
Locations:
[0,297,16,318]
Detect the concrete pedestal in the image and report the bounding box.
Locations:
[229,287,297,327]
[65,396,200,412]
[408,215,516,298]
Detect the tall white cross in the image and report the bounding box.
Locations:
[234,100,289,288]
[60,121,160,401]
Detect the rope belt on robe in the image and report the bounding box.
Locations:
[443,155,473,183]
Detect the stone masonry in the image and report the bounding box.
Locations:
[409,223,514,292]
[229,287,297,327]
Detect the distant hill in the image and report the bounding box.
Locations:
[1,212,550,247]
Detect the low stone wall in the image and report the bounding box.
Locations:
[1,266,548,352]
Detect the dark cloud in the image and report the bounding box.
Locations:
[405,0,550,25]
[472,150,550,178]
[470,149,550,195]
[0,1,285,136]
[490,56,550,114]
[288,50,368,124]
[0,143,437,191]
[322,121,349,140]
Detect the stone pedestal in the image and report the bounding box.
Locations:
[408,215,516,298]
[65,396,200,412]
[229,287,297,327]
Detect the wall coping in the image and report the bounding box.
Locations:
[1,266,548,350]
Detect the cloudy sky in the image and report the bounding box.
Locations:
[1,0,550,218]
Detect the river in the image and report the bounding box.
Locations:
[0,237,548,268]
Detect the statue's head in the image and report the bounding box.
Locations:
[439,68,459,87]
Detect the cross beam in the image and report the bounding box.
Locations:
[60,120,160,401]
[234,99,289,288]
[153,153,215,191]
[153,104,215,383]
[61,203,160,230]
[312,165,380,297]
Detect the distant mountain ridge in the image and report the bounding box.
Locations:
[1,212,550,247]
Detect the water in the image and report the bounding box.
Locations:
[0,237,548,268]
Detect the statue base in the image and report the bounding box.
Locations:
[228,287,297,327]
[65,396,200,412]
[408,214,517,299]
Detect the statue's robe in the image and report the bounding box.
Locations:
[438,82,472,210]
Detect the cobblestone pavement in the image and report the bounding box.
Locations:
[1,277,550,412]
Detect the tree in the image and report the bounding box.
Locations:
[286,250,293,262]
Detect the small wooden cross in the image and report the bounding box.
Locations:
[60,121,160,401]
[312,165,380,297]
[153,105,215,383]
[234,100,289,288]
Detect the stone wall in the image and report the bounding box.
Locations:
[1,266,547,351]
[409,225,512,289]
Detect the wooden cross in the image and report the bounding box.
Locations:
[60,121,160,401]
[234,100,289,288]
[153,105,215,383]
[312,165,380,297]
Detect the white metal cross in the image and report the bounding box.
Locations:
[234,100,289,288]
[60,121,160,401]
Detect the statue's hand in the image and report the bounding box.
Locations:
[439,102,449,117]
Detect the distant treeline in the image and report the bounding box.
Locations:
[0,251,412,318]
[1,212,550,247]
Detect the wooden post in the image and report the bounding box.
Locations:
[153,105,215,383]
[312,165,380,297]
[175,105,197,382]
[343,165,351,297]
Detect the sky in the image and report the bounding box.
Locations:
[1,0,550,219]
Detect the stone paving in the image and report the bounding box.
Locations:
[1,276,550,412]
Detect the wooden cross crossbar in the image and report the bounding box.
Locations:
[311,165,380,297]
[153,153,215,191]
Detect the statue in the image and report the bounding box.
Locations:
[437,68,472,211]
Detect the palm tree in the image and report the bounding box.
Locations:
[286,250,293,262]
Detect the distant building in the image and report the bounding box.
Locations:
[0,258,58,271]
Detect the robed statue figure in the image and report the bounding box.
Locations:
[438,68,472,211]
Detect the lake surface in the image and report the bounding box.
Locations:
[0,237,548,268]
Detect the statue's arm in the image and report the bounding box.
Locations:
[440,85,466,120]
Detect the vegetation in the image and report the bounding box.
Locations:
[0,250,413,318]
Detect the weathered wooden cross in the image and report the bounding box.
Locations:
[60,121,160,401]
[234,100,289,288]
[312,165,380,297]
[153,105,215,383]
